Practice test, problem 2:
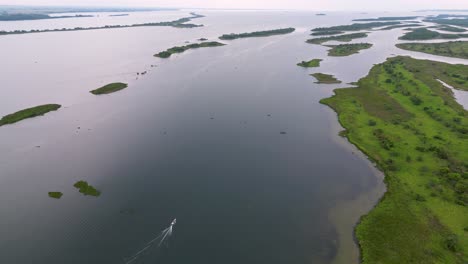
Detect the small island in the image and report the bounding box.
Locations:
[396,41,468,59]
[437,25,467,33]
[326,43,373,56]
[316,13,327,16]
[48,192,63,199]
[399,28,468,40]
[0,104,61,127]
[90,82,128,95]
[311,73,342,84]
[310,30,345,36]
[353,16,419,22]
[380,24,423,30]
[154,41,225,58]
[74,181,101,196]
[307,32,368,45]
[311,21,400,32]
[297,59,322,68]
[219,28,295,40]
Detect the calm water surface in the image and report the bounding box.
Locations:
[0,10,466,264]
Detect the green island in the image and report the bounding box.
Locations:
[396,41,468,59]
[380,23,423,30]
[90,82,128,95]
[310,30,345,36]
[399,28,468,40]
[74,181,101,196]
[0,104,61,127]
[321,56,467,263]
[0,13,204,36]
[311,21,400,32]
[438,26,467,33]
[307,32,368,45]
[154,41,225,58]
[326,43,373,56]
[0,13,93,21]
[424,17,468,28]
[218,27,295,40]
[353,16,419,22]
[310,73,342,84]
[297,59,322,68]
[48,192,63,199]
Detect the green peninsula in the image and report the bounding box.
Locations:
[396,41,468,59]
[321,56,467,263]
[0,104,61,127]
[380,24,423,30]
[399,28,468,40]
[74,181,101,196]
[297,59,322,68]
[438,26,467,33]
[310,30,345,36]
[154,41,225,58]
[0,13,204,36]
[326,43,373,56]
[90,82,128,95]
[307,32,368,45]
[311,73,342,84]
[219,28,295,40]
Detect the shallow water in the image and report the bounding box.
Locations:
[0,10,466,264]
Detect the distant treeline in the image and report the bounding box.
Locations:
[0,13,93,21]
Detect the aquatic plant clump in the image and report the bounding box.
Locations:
[73,181,101,196]
[0,104,61,126]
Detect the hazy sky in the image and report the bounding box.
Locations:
[2,0,468,11]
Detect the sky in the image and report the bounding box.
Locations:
[1,0,468,11]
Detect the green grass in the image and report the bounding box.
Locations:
[73,181,101,197]
[218,28,295,40]
[326,43,373,56]
[90,82,128,95]
[297,59,322,68]
[154,41,225,58]
[306,32,368,45]
[0,104,61,126]
[310,73,342,84]
[320,56,468,263]
[48,192,63,199]
[396,41,468,59]
[399,28,468,40]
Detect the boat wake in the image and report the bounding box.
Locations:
[124,218,176,264]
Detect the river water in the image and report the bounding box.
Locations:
[0,9,466,264]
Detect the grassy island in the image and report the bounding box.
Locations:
[297,59,322,68]
[311,21,400,32]
[438,26,467,33]
[321,56,467,263]
[326,43,373,56]
[90,82,128,95]
[307,32,368,45]
[380,24,423,30]
[0,13,93,21]
[154,41,225,58]
[396,41,468,59]
[0,104,61,127]
[74,181,101,196]
[219,28,295,40]
[310,30,345,36]
[424,17,468,28]
[0,13,204,36]
[310,73,342,84]
[399,28,468,40]
[48,192,63,199]
[353,16,419,22]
